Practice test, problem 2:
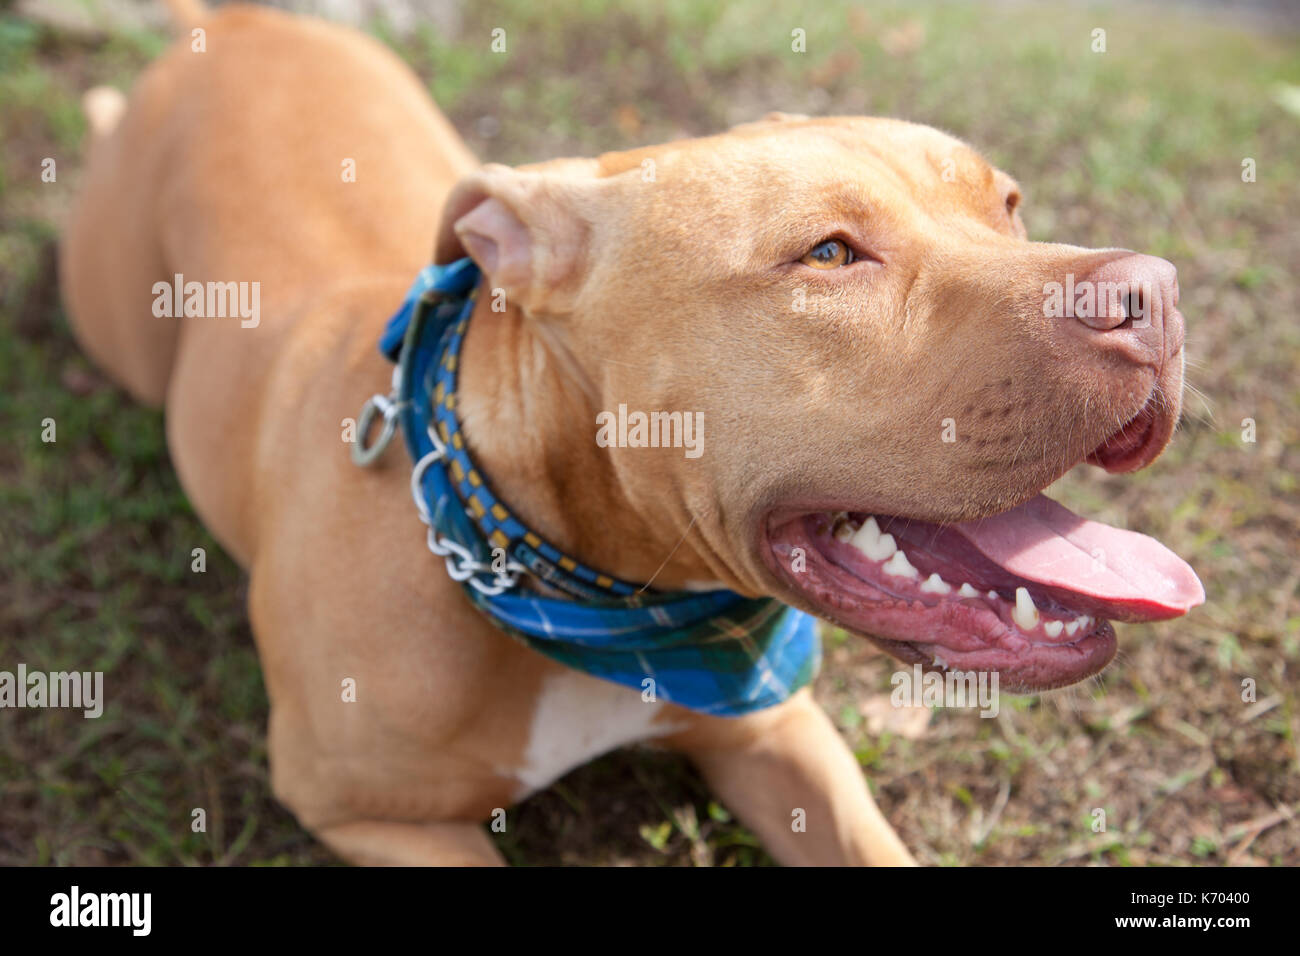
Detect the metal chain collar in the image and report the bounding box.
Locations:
[351,378,527,597]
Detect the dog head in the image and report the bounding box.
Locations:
[436,115,1203,691]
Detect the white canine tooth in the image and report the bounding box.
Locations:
[987,590,998,601]
[920,573,952,595]
[882,549,919,579]
[1075,615,1092,631]
[1013,587,1040,630]
[850,517,898,561]
[958,582,980,598]
[1064,620,1080,636]
[1044,620,1064,638]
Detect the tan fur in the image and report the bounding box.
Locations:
[60,5,1183,866]
[159,0,209,31]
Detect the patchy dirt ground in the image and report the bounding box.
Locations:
[1,0,1297,866]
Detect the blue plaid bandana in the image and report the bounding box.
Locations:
[366,259,820,716]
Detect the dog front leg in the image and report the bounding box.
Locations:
[314,820,506,867]
[666,690,917,866]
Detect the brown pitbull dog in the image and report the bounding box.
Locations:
[61,2,1203,865]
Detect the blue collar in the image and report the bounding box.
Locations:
[354,259,820,716]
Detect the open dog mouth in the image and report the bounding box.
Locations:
[764,402,1204,692]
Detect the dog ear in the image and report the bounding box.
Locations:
[435,162,600,316]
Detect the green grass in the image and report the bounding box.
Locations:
[1,0,1297,865]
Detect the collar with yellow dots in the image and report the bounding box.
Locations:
[378,257,644,601]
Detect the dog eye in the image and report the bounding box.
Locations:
[800,238,853,269]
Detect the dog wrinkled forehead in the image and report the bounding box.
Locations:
[758,115,1007,179]
[729,116,1023,225]
[591,115,1021,271]
[603,116,996,193]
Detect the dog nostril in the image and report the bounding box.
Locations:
[1114,288,1144,329]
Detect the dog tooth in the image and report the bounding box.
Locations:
[1075,615,1092,631]
[882,549,919,579]
[1012,587,1040,630]
[1044,620,1064,638]
[920,573,952,594]
[850,517,898,561]
[833,522,854,542]
[848,517,874,549]
[1064,620,1080,636]
[958,583,980,599]
[987,590,998,601]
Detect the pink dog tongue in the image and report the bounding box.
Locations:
[951,494,1205,620]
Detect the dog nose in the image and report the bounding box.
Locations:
[1065,253,1183,367]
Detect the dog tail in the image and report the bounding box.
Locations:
[81,86,128,139]
[160,0,209,31]
[78,0,207,142]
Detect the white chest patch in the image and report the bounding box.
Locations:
[509,670,688,798]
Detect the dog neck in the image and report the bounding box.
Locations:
[452,291,730,592]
